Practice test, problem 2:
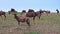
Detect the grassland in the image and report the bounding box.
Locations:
[0,13,60,34]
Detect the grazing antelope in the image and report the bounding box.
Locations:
[13,14,30,26]
[26,9,37,21]
[0,10,6,20]
[26,9,42,21]
[8,8,17,14]
[56,9,59,15]
[39,10,50,16]
[21,10,26,15]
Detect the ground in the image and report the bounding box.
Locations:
[0,13,60,34]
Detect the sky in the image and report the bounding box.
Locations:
[0,0,60,12]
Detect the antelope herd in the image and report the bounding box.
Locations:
[0,8,59,27]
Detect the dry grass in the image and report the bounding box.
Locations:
[0,13,60,34]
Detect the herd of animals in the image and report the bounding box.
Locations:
[0,8,59,27]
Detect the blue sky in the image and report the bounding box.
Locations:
[0,0,60,12]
